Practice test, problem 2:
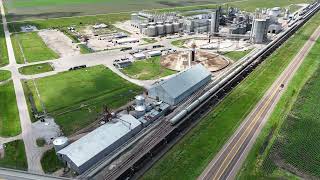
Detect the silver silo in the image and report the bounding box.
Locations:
[251,19,267,43]
[147,25,157,37]
[165,23,173,34]
[53,136,69,152]
[173,22,180,33]
[157,24,165,35]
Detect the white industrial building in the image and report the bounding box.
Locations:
[148,64,211,105]
[57,114,142,174]
[114,37,139,44]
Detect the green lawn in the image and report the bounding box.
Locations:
[142,12,320,180]
[0,81,21,137]
[0,25,9,67]
[0,70,11,82]
[142,38,157,44]
[0,140,28,170]
[41,148,64,173]
[11,32,59,64]
[171,38,190,48]
[60,28,80,43]
[18,63,54,75]
[238,37,320,179]
[23,65,143,135]
[78,44,94,54]
[36,138,46,147]
[122,56,176,80]
[223,49,253,61]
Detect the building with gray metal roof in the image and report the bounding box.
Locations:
[148,64,211,105]
[57,114,142,174]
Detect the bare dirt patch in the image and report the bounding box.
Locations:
[38,30,80,57]
[161,50,230,72]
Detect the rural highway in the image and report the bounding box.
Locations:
[198,25,320,180]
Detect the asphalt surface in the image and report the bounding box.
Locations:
[198,25,320,180]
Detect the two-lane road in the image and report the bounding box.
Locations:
[199,25,320,180]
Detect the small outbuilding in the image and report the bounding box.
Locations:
[148,64,211,105]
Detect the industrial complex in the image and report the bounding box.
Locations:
[0,0,320,180]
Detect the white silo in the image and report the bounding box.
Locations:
[147,25,157,37]
[135,95,145,106]
[173,22,180,33]
[139,23,148,33]
[157,24,165,35]
[156,21,164,25]
[135,105,146,118]
[149,22,156,26]
[53,136,69,152]
[165,23,173,34]
[251,19,267,43]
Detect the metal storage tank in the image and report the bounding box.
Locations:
[139,23,148,33]
[165,23,173,34]
[53,136,69,152]
[135,105,146,118]
[156,21,164,25]
[146,25,157,37]
[135,95,145,106]
[251,19,267,43]
[149,22,156,26]
[173,22,180,33]
[156,24,165,35]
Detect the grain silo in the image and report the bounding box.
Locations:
[165,23,173,34]
[251,19,267,43]
[173,22,180,33]
[139,23,148,33]
[146,25,157,37]
[135,95,145,106]
[53,136,69,152]
[157,24,165,35]
[210,10,219,34]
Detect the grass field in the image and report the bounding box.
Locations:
[23,65,143,135]
[0,70,11,82]
[142,12,320,180]
[11,32,59,64]
[4,0,313,22]
[0,140,27,170]
[78,44,94,54]
[41,148,64,173]
[6,0,313,33]
[237,37,320,179]
[0,81,21,137]
[171,38,190,48]
[0,25,9,67]
[18,63,54,75]
[142,38,157,44]
[223,49,253,61]
[4,0,240,21]
[122,57,176,80]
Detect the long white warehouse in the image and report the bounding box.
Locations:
[57,114,142,174]
[148,64,211,105]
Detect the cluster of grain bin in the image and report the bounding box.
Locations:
[141,21,182,37]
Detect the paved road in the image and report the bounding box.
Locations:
[0,168,70,180]
[198,25,320,180]
[0,0,43,173]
